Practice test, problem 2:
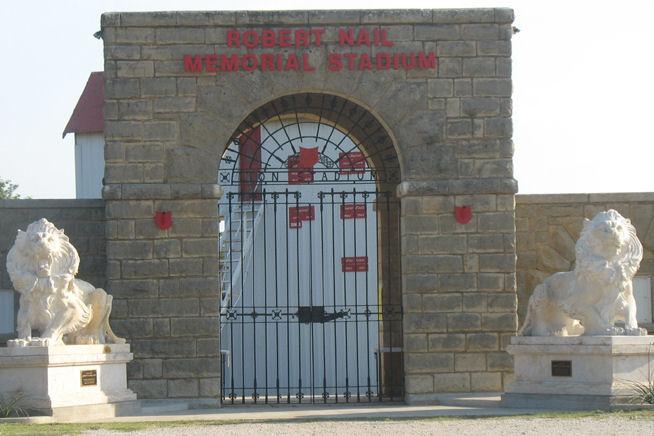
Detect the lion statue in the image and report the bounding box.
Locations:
[5,218,125,347]
[519,209,647,336]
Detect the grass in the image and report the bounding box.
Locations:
[0,392,28,419]
[0,410,653,436]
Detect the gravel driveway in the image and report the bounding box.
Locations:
[82,415,654,436]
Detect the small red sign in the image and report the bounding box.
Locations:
[154,211,173,230]
[340,203,367,219]
[289,205,315,228]
[339,152,366,174]
[454,206,473,225]
[341,256,368,272]
[288,155,314,184]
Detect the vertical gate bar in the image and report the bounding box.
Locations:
[340,190,350,403]
[284,189,291,404]
[251,191,258,403]
[352,188,361,402]
[273,193,281,403]
[385,191,394,401]
[308,195,315,403]
[363,191,372,402]
[240,193,246,403]
[228,193,236,404]
[295,191,303,403]
[263,190,269,403]
[319,192,328,403]
[397,196,403,401]
[331,189,339,403]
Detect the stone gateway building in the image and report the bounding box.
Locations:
[1,8,652,406]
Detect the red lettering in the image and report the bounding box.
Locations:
[392,53,400,70]
[295,29,309,48]
[401,53,416,70]
[358,53,372,70]
[227,30,240,48]
[327,53,343,71]
[356,28,370,46]
[338,28,355,46]
[378,29,393,47]
[276,54,284,71]
[343,53,358,70]
[376,52,391,70]
[302,53,315,72]
[183,55,203,72]
[279,29,292,47]
[221,54,240,71]
[418,52,437,69]
[242,30,259,49]
[242,54,258,72]
[262,30,276,48]
[204,54,217,72]
[285,54,300,71]
[311,28,325,46]
[260,53,276,71]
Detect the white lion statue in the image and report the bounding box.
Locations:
[519,209,647,336]
[6,218,125,347]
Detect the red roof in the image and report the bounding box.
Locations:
[63,72,104,138]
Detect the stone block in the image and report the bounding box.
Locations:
[120,11,176,26]
[108,279,158,298]
[447,119,472,138]
[477,212,515,232]
[125,144,164,162]
[122,184,171,199]
[154,97,196,113]
[404,255,463,274]
[487,294,517,312]
[455,352,486,371]
[405,375,433,394]
[439,273,477,292]
[156,28,205,44]
[466,333,499,351]
[422,196,454,214]
[473,78,511,96]
[461,24,499,40]
[432,9,495,24]
[143,359,163,378]
[105,45,141,60]
[414,25,460,40]
[462,58,496,77]
[154,239,182,258]
[428,333,466,351]
[132,338,197,358]
[482,313,517,332]
[153,319,171,337]
[200,378,220,397]
[479,254,515,272]
[361,9,432,24]
[117,61,154,78]
[447,313,481,332]
[462,294,487,312]
[419,235,466,254]
[406,352,454,373]
[470,372,502,391]
[170,317,219,336]
[438,58,462,78]
[141,77,177,96]
[468,234,504,253]
[197,338,219,357]
[478,273,504,290]
[163,358,220,378]
[404,274,438,293]
[114,28,155,44]
[169,258,204,276]
[427,79,453,97]
[437,41,476,57]
[405,334,428,352]
[183,238,219,257]
[461,97,500,117]
[405,313,447,333]
[484,117,513,138]
[477,41,511,56]
[106,79,140,99]
[107,240,152,259]
[129,379,167,399]
[168,379,199,397]
[423,294,462,312]
[432,372,470,392]
[112,318,153,338]
[122,259,168,278]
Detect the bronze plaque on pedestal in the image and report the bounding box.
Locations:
[551,360,572,377]
[81,369,97,386]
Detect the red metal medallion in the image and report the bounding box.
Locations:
[154,211,173,230]
[454,206,472,225]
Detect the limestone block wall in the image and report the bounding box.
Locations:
[101,8,517,400]
[515,193,654,326]
[0,200,106,343]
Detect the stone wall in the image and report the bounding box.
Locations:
[0,200,106,342]
[515,193,654,325]
[101,8,517,401]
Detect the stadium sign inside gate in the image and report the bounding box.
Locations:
[183,27,437,73]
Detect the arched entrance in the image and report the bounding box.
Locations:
[218,93,403,404]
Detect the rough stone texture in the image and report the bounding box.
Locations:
[101,8,516,401]
[0,200,106,344]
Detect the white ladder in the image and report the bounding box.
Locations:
[219,201,264,318]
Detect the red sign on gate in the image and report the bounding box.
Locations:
[289,205,315,228]
[341,256,368,272]
[340,203,367,219]
[338,152,366,174]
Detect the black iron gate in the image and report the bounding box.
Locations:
[219,189,402,404]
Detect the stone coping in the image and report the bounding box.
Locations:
[0,199,104,208]
[0,344,133,366]
[516,192,654,205]
[510,335,654,346]
[101,8,514,27]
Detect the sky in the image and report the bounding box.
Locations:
[1,0,653,198]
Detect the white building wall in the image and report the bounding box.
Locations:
[74,133,104,199]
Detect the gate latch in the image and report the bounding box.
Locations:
[296,306,346,324]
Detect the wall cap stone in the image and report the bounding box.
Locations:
[517,192,654,205]
[102,8,514,28]
[398,178,518,197]
[0,199,105,208]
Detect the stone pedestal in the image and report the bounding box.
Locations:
[0,344,139,419]
[502,336,654,410]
